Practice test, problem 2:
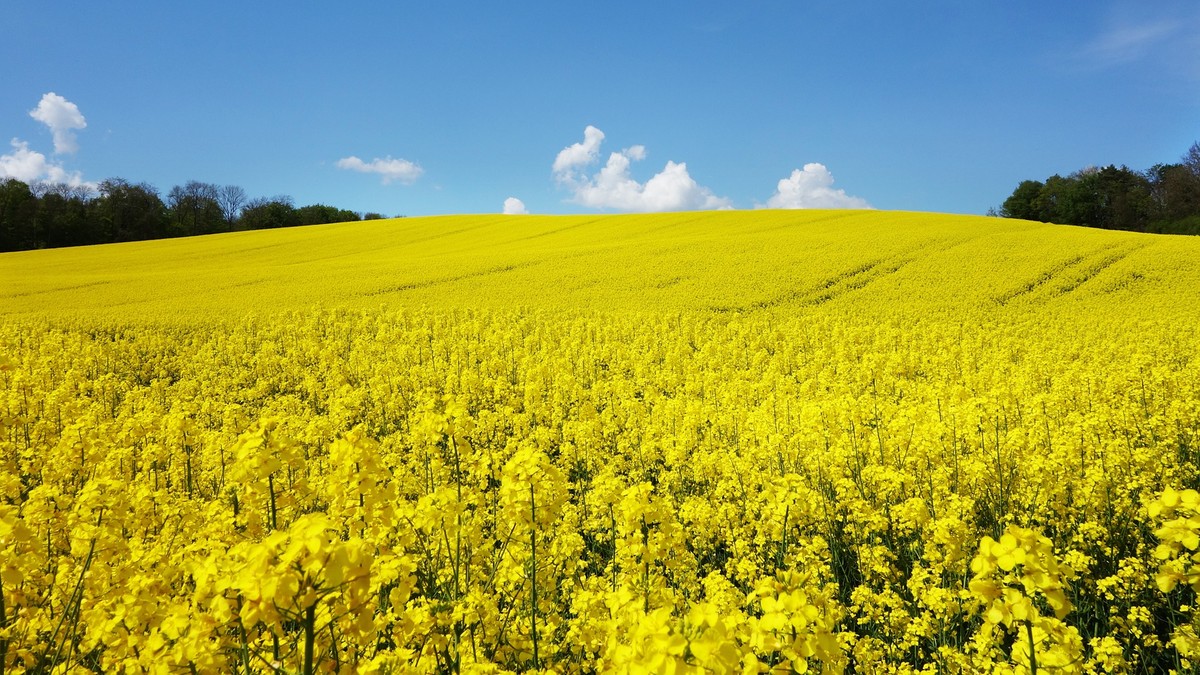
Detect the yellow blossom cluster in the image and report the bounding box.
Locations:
[1,210,1200,673]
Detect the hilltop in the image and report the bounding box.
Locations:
[2,210,1198,322]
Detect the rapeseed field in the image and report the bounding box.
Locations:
[2,210,1200,673]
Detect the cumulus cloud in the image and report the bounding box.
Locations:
[552,125,605,176]
[2,93,94,188]
[503,197,528,215]
[29,92,87,154]
[759,164,872,210]
[336,155,423,184]
[0,140,51,183]
[552,126,731,212]
[1,139,92,188]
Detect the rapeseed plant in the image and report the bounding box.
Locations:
[1,211,1199,672]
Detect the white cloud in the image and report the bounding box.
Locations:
[552,126,732,212]
[503,197,528,214]
[0,139,50,183]
[29,92,87,154]
[623,144,647,161]
[552,125,605,177]
[759,164,872,210]
[336,155,423,184]
[0,138,92,188]
[3,93,95,189]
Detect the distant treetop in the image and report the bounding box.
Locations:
[0,178,390,252]
[996,142,1200,235]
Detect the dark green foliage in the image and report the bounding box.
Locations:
[168,181,225,236]
[999,180,1043,221]
[95,179,169,243]
[0,177,382,252]
[38,191,95,248]
[239,196,300,230]
[999,142,1200,235]
[295,204,361,226]
[0,178,39,251]
[1146,162,1200,224]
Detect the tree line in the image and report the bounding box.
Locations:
[0,178,388,252]
[996,141,1200,235]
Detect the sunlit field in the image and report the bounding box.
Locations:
[3,210,1200,673]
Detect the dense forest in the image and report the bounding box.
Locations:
[996,141,1200,235]
[0,178,387,252]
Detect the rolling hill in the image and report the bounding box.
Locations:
[3,210,1198,322]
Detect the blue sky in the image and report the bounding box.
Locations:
[2,1,1198,217]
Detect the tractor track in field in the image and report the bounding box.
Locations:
[804,256,918,307]
[1049,243,1146,297]
[993,254,1087,305]
[366,260,541,296]
[710,249,922,314]
[994,243,1146,305]
[653,275,687,289]
[508,218,604,243]
[3,280,113,298]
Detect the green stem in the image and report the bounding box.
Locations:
[1026,620,1038,675]
[529,480,540,670]
[642,515,650,613]
[48,511,101,670]
[185,443,193,498]
[328,618,342,671]
[268,473,278,531]
[1,571,7,675]
[610,504,618,590]
[452,435,463,672]
[303,602,316,675]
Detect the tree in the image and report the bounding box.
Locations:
[1000,180,1044,221]
[999,141,1200,234]
[1147,163,1200,223]
[1059,167,1111,228]
[30,182,96,202]
[239,196,299,230]
[295,204,361,226]
[168,181,223,236]
[1091,165,1152,230]
[37,191,92,247]
[0,173,389,250]
[1032,175,1073,224]
[217,184,248,229]
[0,178,38,251]
[94,178,169,243]
[1185,141,1200,177]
